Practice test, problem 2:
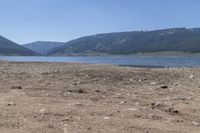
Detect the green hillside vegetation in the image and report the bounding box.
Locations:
[47,28,200,56]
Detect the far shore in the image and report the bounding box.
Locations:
[2,51,200,57]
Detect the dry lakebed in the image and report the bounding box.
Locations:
[0,62,200,133]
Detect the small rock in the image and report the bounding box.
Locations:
[68,89,86,94]
[174,83,179,86]
[103,117,110,120]
[119,101,127,104]
[151,102,165,109]
[189,75,195,79]
[150,82,157,85]
[87,127,92,130]
[94,90,100,93]
[11,86,22,90]
[151,115,162,120]
[173,119,184,123]
[74,81,81,86]
[50,75,54,77]
[75,102,84,107]
[62,117,70,122]
[78,89,84,94]
[7,102,16,106]
[174,97,186,101]
[191,121,199,126]
[138,79,142,82]
[40,109,46,113]
[129,79,133,82]
[48,124,54,129]
[160,85,168,89]
[128,108,136,111]
[167,107,180,115]
[90,97,99,102]
[135,102,140,106]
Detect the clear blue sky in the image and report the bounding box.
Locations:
[0,0,199,44]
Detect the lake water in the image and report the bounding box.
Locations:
[0,56,200,67]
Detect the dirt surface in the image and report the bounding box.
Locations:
[0,62,200,133]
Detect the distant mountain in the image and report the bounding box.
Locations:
[47,28,200,56]
[23,41,65,55]
[0,35,39,56]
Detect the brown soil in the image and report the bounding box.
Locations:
[0,62,200,133]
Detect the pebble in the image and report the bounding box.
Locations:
[167,107,180,115]
[150,82,157,85]
[62,117,69,121]
[11,86,23,90]
[103,117,110,120]
[174,83,179,86]
[191,121,199,126]
[135,102,139,106]
[129,79,133,82]
[160,85,168,89]
[128,108,136,111]
[189,75,195,79]
[151,102,165,109]
[7,102,16,106]
[174,97,186,101]
[75,102,84,107]
[40,109,46,113]
[119,101,126,104]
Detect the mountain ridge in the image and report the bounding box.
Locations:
[0,35,40,56]
[47,28,200,56]
[23,41,65,55]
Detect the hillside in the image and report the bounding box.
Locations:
[47,28,200,56]
[0,35,40,56]
[23,41,65,55]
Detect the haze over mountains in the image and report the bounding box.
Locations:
[1,28,200,56]
[0,35,39,56]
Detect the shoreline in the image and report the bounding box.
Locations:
[1,60,198,68]
[0,60,165,68]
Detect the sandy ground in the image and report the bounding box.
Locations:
[0,62,200,133]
